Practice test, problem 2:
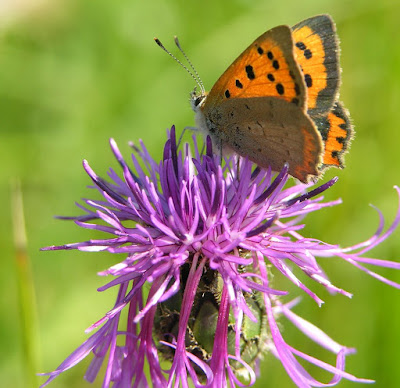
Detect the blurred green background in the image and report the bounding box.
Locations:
[1,0,400,387]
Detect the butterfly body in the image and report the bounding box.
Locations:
[191,15,352,183]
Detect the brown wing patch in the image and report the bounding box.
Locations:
[292,15,340,115]
[204,96,323,183]
[204,25,306,111]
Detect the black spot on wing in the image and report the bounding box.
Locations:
[304,49,312,59]
[304,74,312,88]
[295,83,301,95]
[235,79,243,89]
[276,83,284,95]
[245,65,255,80]
[296,41,306,50]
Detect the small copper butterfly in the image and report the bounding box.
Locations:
[158,15,353,183]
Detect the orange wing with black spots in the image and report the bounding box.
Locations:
[204,25,306,111]
[197,25,323,183]
[313,101,353,169]
[292,15,340,116]
[190,15,352,182]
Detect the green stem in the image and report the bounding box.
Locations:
[11,179,40,388]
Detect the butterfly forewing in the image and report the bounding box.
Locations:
[204,25,307,111]
[291,15,354,172]
[292,14,340,116]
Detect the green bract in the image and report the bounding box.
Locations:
[154,263,269,379]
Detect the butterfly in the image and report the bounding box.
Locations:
[190,14,353,183]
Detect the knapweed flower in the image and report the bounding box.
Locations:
[41,127,400,388]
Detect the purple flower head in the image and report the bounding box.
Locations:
[40,127,400,387]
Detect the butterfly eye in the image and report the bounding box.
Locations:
[194,96,204,107]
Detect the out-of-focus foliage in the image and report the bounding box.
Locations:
[1,1,399,387]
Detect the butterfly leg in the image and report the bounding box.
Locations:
[178,126,200,148]
[236,157,241,181]
[199,141,206,157]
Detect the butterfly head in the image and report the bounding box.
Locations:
[190,88,207,112]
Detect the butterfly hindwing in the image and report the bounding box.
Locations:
[292,14,340,116]
[204,25,307,111]
[204,96,323,182]
[313,101,353,169]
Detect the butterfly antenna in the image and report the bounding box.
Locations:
[174,36,205,94]
[154,38,203,92]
